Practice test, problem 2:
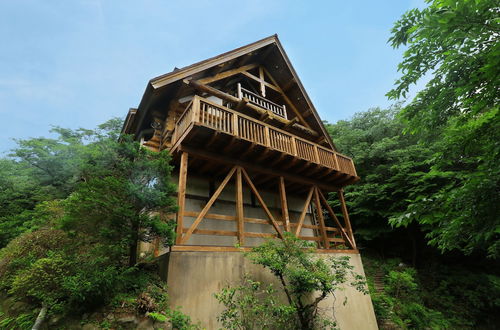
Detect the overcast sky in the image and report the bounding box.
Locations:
[0,0,425,153]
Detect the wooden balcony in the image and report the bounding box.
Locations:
[170,96,358,189]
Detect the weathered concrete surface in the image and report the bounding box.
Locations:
[160,251,378,330]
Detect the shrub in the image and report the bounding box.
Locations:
[217,233,368,329]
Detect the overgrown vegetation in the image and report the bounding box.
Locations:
[322,1,500,328]
[0,120,194,329]
[215,233,368,329]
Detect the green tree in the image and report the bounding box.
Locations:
[62,135,178,266]
[217,233,368,329]
[387,0,500,257]
[0,119,125,248]
[325,106,436,264]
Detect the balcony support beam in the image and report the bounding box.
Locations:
[178,145,341,193]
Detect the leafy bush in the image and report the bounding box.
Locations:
[215,277,296,329]
[217,233,368,329]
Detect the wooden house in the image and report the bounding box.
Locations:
[122,35,376,328]
[123,35,359,252]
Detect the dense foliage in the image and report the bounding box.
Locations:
[387,0,500,258]
[0,120,182,328]
[216,233,368,329]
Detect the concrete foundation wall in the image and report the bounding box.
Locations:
[160,251,378,330]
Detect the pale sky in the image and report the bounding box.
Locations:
[0,0,425,153]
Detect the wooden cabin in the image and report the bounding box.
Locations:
[122,35,378,329]
[122,35,359,253]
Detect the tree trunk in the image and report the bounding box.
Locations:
[32,304,47,330]
[129,239,138,267]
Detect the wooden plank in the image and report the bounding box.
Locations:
[236,167,244,245]
[240,167,284,238]
[198,63,259,84]
[279,177,290,232]
[299,236,321,241]
[244,232,277,238]
[244,217,271,225]
[337,190,357,249]
[313,187,330,249]
[295,187,314,236]
[171,245,250,252]
[170,245,359,254]
[182,228,237,237]
[181,166,237,244]
[184,211,235,221]
[176,152,188,244]
[317,189,355,249]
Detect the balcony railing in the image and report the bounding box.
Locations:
[173,95,357,177]
[237,83,287,119]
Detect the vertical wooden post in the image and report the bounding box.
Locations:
[264,126,271,147]
[279,177,290,232]
[337,190,357,249]
[313,187,330,249]
[313,145,320,164]
[237,83,242,99]
[236,167,245,245]
[333,153,340,171]
[192,95,200,123]
[176,152,188,245]
[232,113,239,136]
[290,136,297,156]
[259,66,266,97]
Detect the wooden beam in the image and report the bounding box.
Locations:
[262,67,311,129]
[240,167,284,238]
[239,142,257,159]
[178,145,341,192]
[204,131,220,149]
[259,66,265,97]
[182,166,237,244]
[176,152,188,244]
[170,245,359,253]
[222,136,237,153]
[198,63,259,85]
[240,71,281,93]
[236,167,245,245]
[313,187,330,249]
[182,228,237,237]
[337,190,357,249]
[269,153,288,167]
[295,187,314,236]
[316,189,355,249]
[279,177,290,232]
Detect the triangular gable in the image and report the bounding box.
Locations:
[127,35,337,151]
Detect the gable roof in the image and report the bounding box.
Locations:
[125,34,337,150]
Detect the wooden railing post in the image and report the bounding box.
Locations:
[333,153,340,171]
[237,83,242,99]
[290,136,297,156]
[314,145,320,164]
[282,104,287,120]
[264,126,271,147]
[233,113,239,136]
[192,95,200,123]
